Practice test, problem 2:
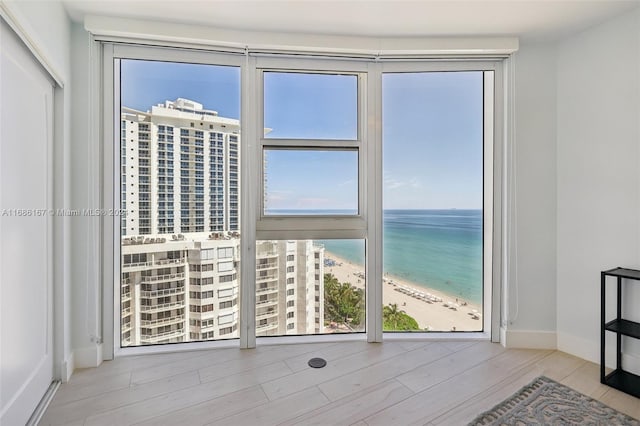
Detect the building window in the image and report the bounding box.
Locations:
[218,247,233,259]
[219,300,236,309]
[220,326,233,335]
[218,312,235,325]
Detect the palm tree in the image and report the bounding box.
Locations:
[383,303,403,330]
[324,273,364,327]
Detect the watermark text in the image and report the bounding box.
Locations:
[1,208,126,217]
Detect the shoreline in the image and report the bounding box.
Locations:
[323,250,483,332]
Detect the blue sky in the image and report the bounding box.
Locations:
[121,60,240,119]
[122,60,483,211]
[383,72,483,209]
[264,72,357,140]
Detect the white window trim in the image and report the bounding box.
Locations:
[102,43,506,357]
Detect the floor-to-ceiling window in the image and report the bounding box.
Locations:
[117,54,243,347]
[382,70,490,333]
[106,46,501,351]
[256,65,368,338]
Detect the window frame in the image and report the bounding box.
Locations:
[103,44,504,357]
[103,44,246,357]
[254,58,370,240]
[378,60,503,340]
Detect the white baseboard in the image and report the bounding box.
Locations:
[557,331,640,373]
[59,353,74,382]
[500,328,557,349]
[73,343,103,369]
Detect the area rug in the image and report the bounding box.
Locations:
[469,376,639,425]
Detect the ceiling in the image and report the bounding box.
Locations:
[63,0,640,41]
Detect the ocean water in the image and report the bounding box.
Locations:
[317,209,483,305]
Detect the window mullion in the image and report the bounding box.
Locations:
[240,55,258,349]
[366,61,383,342]
[260,139,360,149]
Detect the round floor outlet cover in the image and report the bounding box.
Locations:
[308,357,327,368]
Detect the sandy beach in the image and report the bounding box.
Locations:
[324,251,483,332]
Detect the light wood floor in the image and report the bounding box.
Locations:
[39,340,639,425]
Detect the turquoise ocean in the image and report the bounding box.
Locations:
[266,209,483,305]
[317,209,483,305]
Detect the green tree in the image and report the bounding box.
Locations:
[324,273,365,328]
[383,303,420,331]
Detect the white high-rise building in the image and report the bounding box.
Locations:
[120,99,324,346]
[121,98,240,236]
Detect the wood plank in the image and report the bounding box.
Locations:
[430,350,584,425]
[39,345,635,426]
[130,346,262,385]
[205,386,330,426]
[364,349,548,425]
[39,371,200,426]
[282,341,371,373]
[528,350,587,382]
[282,379,414,426]
[83,361,294,426]
[260,342,406,401]
[199,342,338,383]
[131,386,268,426]
[49,372,132,406]
[432,352,631,425]
[68,350,208,385]
[560,362,610,400]
[392,340,433,352]
[438,340,480,352]
[598,387,640,420]
[395,341,505,393]
[38,418,85,426]
[430,366,543,425]
[318,343,451,401]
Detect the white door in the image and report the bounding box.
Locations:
[0,18,55,425]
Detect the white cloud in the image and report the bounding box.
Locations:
[384,174,422,190]
[338,179,356,187]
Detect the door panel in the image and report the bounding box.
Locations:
[0,18,54,425]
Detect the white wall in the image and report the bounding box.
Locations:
[556,8,640,367]
[1,0,70,81]
[502,42,558,349]
[0,0,74,381]
[3,1,105,375]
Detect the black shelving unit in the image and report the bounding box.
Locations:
[601,267,640,398]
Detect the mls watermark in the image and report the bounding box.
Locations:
[1,208,126,217]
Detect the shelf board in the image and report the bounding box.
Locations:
[605,319,640,339]
[602,267,640,281]
[603,369,640,398]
